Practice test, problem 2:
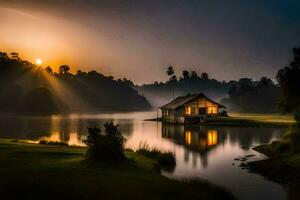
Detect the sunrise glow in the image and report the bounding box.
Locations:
[35,58,43,65]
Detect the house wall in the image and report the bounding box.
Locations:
[161,96,222,124]
[184,97,219,116]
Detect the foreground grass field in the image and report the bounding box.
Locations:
[0,139,235,200]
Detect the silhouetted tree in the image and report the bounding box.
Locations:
[201,72,209,80]
[0,52,8,61]
[166,66,175,80]
[45,66,53,74]
[221,77,280,113]
[258,76,273,87]
[59,65,70,75]
[277,47,300,121]
[10,52,19,60]
[83,122,126,162]
[182,70,190,79]
[190,71,198,79]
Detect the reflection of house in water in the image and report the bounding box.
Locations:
[162,124,220,168]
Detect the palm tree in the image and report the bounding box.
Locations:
[166,66,176,99]
[167,66,175,78]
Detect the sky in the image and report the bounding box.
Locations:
[1,0,300,84]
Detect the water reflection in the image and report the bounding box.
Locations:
[162,125,219,150]
[0,112,288,200]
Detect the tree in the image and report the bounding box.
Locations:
[59,65,70,75]
[10,52,19,60]
[258,76,273,87]
[190,71,198,79]
[0,52,8,61]
[277,47,300,121]
[167,66,175,77]
[201,72,209,80]
[45,66,53,74]
[166,66,176,98]
[182,70,190,79]
[83,122,126,162]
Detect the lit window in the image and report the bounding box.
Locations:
[207,107,218,114]
[185,106,191,115]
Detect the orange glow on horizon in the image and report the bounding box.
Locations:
[36,58,43,65]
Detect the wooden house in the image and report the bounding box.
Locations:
[160,93,226,124]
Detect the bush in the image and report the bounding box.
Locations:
[136,143,176,172]
[157,152,176,172]
[83,122,126,162]
[275,141,291,153]
[220,110,229,117]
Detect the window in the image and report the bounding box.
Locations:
[185,106,191,115]
[207,107,218,114]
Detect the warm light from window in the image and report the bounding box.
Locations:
[185,106,191,115]
[207,130,218,146]
[207,107,218,114]
[185,130,192,145]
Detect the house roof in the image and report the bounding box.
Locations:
[160,93,226,110]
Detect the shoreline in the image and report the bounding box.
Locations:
[145,117,294,127]
[249,145,300,185]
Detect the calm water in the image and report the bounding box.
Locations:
[0,111,288,200]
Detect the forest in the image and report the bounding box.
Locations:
[0,52,151,114]
[1,48,298,115]
[136,67,281,113]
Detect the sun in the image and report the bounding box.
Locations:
[35,58,43,65]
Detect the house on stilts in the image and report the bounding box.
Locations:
[160,93,226,124]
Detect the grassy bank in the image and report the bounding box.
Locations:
[249,144,300,184]
[249,140,300,199]
[0,139,235,200]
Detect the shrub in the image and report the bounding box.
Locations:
[83,122,126,162]
[136,144,176,172]
[157,152,176,172]
[276,141,291,153]
[220,110,229,117]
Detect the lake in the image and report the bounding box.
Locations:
[0,111,288,200]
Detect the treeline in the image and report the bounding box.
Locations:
[136,66,281,113]
[221,77,280,113]
[0,52,151,114]
[136,67,235,108]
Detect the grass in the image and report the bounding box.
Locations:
[249,127,300,185]
[249,144,300,184]
[230,113,295,124]
[249,134,300,199]
[0,139,235,200]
